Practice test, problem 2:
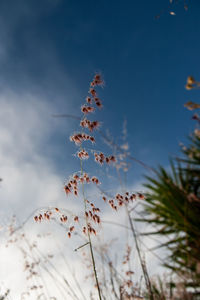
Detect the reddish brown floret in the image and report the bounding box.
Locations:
[95,100,102,109]
[89,88,97,97]
[86,96,92,104]
[96,215,101,223]
[138,193,145,200]
[63,216,68,222]
[102,196,107,202]
[70,226,75,232]
[64,185,71,195]
[130,194,136,201]
[77,149,89,160]
[34,216,38,222]
[91,176,100,184]
[90,75,104,87]
[81,105,95,114]
[118,200,123,206]
[109,155,116,162]
[94,74,101,81]
[85,176,90,183]
[89,136,95,143]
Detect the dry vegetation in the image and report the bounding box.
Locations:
[1,73,200,300]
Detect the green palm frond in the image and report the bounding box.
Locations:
[140,134,200,287]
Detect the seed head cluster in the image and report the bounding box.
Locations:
[94,152,116,165]
[34,208,80,238]
[70,133,95,145]
[80,119,100,132]
[102,192,145,211]
[33,74,144,241]
[63,173,100,198]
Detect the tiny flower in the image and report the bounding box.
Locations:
[85,176,90,183]
[105,157,109,163]
[80,119,87,128]
[80,177,84,183]
[77,149,89,160]
[70,226,75,232]
[96,215,101,223]
[86,96,92,104]
[94,74,104,86]
[91,176,100,184]
[118,200,123,206]
[102,196,107,202]
[89,88,97,97]
[130,194,136,201]
[109,155,116,162]
[94,74,101,81]
[138,193,145,200]
[81,105,95,114]
[95,100,103,109]
[63,216,68,222]
[64,185,71,195]
[90,136,95,143]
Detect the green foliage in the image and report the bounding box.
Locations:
[140,134,200,288]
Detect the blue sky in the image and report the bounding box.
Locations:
[0,0,199,298]
[1,0,199,180]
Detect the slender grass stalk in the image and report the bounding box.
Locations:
[80,158,102,300]
[126,208,154,300]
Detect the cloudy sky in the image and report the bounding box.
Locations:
[0,0,199,299]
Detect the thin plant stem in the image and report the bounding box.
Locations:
[80,158,102,300]
[126,209,154,300]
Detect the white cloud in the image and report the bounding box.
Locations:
[0,88,86,299]
[0,88,168,299]
[0,91,64,214]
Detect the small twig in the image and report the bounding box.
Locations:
[74,242,90,252]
